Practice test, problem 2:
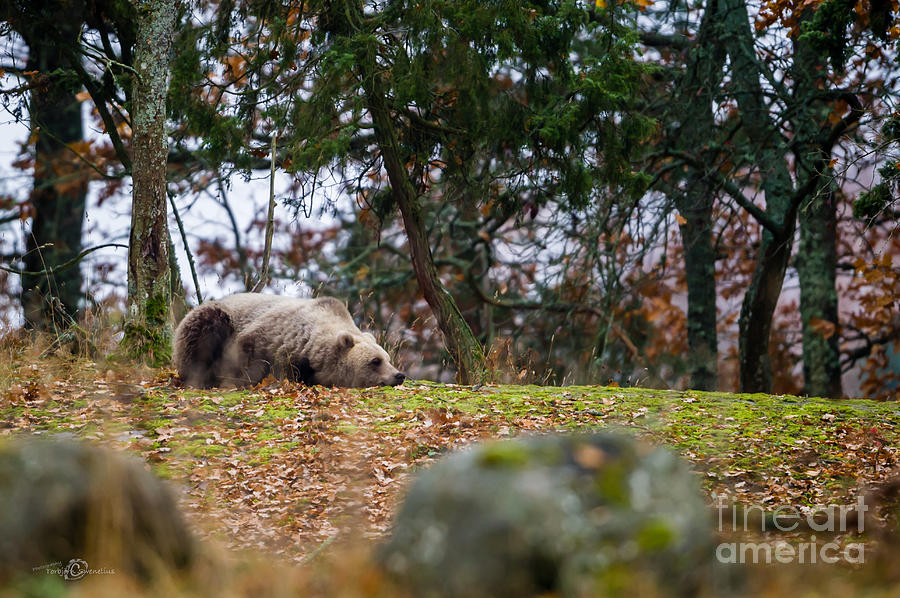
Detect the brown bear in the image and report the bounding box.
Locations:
[173,293,406,388]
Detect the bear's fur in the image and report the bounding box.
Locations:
[173,293,406,389]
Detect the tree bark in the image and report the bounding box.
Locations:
[669,0,727,390]
[365,79,486,384]
[796,189,842,397]
[678,196,719,390]
[122,0,177,365]
[792,15,843,398]
[18,8,88,332]
[720,0,799,393]
[738,225,795,392]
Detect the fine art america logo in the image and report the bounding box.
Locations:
[32,559,115,581]
[714,494,868,564]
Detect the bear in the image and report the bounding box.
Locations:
[172,293,406,389]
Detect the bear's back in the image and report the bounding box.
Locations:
[213,293,298,328]
[215,294,356,333]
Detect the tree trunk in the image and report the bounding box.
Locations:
[20,15,87,332]
[679,196,719,390]
[721,0,799,393]
[670,0,727,391]
[365,81,486,384]
[122,0,177,365]
[738,225,795,392]
[792,13,843,398]
[796,189,842,397]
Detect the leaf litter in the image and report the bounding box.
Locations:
[2,369,900,564]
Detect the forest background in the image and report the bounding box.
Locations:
[1,0,899,399]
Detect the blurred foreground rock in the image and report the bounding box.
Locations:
[0,435,194,584]
[381,433,718,597]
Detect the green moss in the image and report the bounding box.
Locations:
[5,572,69,597]
[594,462,629,505]
[140,418,172,433]
[357,383,900,471]
[177,436,229,458]
[119,294,173,367]
[152,461,177,479]
[336,422,358,435]
[205,390,247,408]
[7,365,899,534]
[478,441,531,468]
[144,293,169,324]
[121,322,171,367]
[256,428,285,442]
[262,405,296,420]
[247,441,302,465]
[636,518,675,552]
[195,391,247,412]
[0,404,25,419]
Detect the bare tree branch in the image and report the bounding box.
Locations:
[0,243,127,275]
[253,132,278,292]
[168,191,202,303]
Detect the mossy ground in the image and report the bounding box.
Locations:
[2,357,900,596]
[360,382,898,498]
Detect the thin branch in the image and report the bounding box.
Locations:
[824,91,864,151]
[0,79,42,95]
[0,243,127,275]
[464,272,641,362]
[402,109,466,137]
[639,31,693,50]
[252,131,278,292]
[65,53,132,172]
[212,180,252,290]
[662,150,784,236]
[645,158,690,194]
[168,191,203,304]
[841,330,900,372]
[0,64,27,76]
[34,125,126,181]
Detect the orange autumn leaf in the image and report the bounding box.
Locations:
[809,317,837,339]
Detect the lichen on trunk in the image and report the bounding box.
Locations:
[680,198,719,391]
[797,189,842,398]
[792,25,844,399]
[121,0,178,366]
[669,0,728,391]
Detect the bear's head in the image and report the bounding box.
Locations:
[312,331,406,388]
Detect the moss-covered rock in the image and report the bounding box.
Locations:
[0,435,194,584]
[381,432,720,597]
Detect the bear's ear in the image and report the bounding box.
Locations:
[337,332,355,352]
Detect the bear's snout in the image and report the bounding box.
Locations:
[390,372,407,386]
